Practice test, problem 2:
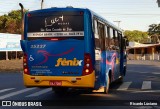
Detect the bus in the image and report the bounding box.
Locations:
[20,7,128,94]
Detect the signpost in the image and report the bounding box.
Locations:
[0,33,22,60]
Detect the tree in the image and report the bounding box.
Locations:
[0,9,27,34]
[148,23,160,43]
[148,24,160,35]
[124,30,148,43]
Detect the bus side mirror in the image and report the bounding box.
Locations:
[126,40,129,46]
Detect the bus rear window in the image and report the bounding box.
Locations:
[27,13,84,40]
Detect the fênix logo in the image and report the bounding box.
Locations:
[55,58,83,67]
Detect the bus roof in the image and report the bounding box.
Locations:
[27,7,122,32]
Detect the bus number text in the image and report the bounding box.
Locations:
[30,44,46,49]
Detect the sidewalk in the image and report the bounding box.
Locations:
[127,60,160,66]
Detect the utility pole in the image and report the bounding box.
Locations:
[19,3,24,40]
[157,0,160,7]
[114,21,121,28]
[41,0,44,9]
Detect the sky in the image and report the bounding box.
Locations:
[0,0,160,31]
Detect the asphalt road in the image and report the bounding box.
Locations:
[0,60,160,109]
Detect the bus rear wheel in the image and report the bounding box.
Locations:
[104,75,110,94]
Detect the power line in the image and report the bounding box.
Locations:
[99,13,160,16]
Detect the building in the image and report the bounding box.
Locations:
[127,42,160,60]
[0,33,22,60]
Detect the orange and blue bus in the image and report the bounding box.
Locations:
[20,7,127,94]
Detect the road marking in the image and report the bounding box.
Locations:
[117,82,132,90]
[152,72,160,75]
[0,88,36,100]
[127,70,147,73]
[132,90,160,93]
[141,81,151,90]
[0,88,15,94]
[127,70,160,75]
[26,88,52,97]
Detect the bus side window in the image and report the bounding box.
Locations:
[114,30,119,50]
[109,28,115,50]
[105,26,110,50]
[97,22,105,51]
[94,19,100,49]
[118,32,122,50]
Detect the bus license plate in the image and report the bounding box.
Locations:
[49,81,62,86]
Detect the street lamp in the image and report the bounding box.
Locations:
[157,0,160,7]
[19,3,24,40]
[41,0,44,9]
[113,21,121,28]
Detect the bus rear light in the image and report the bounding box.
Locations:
[86,64,90,67]
[23,53,30,75]
[85,69,89,73]
[24,68,28,73]
[23,58,27,63]
[80,12,83,15]
[27,13,31,17]
[87,59,90,62]
[51,38,58,41]
[43,37,66,40]
[82,53,93,76]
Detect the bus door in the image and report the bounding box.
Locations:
[94,20,106,88]
[113,30,121,79]
[119,33,124,76]
[120,36,127,76]
[108,29,120,80]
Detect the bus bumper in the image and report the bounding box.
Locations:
[23,71,95,88]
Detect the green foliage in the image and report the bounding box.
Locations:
[0,9,28,34]
[148,24,160,35]
[124,30,148,43]
[148,23,160,43]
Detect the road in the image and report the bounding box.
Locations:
[0,60,160,109]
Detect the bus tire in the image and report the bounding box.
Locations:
[104,75,110,94]
[52,87,68,95]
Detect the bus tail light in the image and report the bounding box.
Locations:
[82,53,93,76]
[27,13,31,17]
[23,53,30,75]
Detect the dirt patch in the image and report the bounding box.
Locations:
[0,59,23,72]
